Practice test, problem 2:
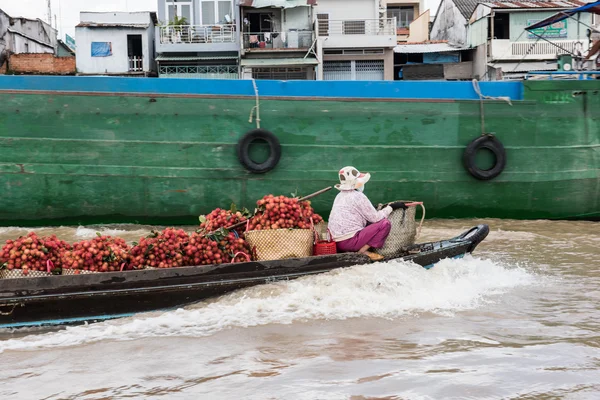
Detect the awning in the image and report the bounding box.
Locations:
[394,43,468,53]
[239,0,316,8]
[490,61,558,73]
[156,55,238,62]
[526,0,600,31]
[241,57,318,66]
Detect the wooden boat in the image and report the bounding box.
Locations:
[0,224,489,329]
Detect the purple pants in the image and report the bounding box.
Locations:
[336,219,392,253]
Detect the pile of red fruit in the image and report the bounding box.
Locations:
[183,229,252,266]
[0,232,71,275]
[61,234,131,273]
[199,206,251,234]
[130,228,189,269]
[247,195,323,231]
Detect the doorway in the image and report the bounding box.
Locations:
[127,35,143,72]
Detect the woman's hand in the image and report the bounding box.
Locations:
[388,201,408,211]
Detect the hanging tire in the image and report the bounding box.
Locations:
[237,129,281,174]
[463,135,506,180]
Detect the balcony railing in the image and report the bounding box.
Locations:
[317,18,396,37]
[159,65,239,79]
[491,39,582,61]
[159,25,236,44]
[243,31,314,50]
[128,56,143,72]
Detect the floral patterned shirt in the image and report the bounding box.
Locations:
[327,190,393,242]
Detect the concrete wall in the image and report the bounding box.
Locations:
[8,53,75,75]
[80,12,152,25]
[76,27,154,74]
[468,17,488,47]
[509,10,592,42]
[472,43,488,80]
[407,9,429,42]
[0,10,11,57]
[430,0,468,47]
[443,61,472,79]
[283,7,312,31]
[315,0,378,20]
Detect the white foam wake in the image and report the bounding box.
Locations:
[0,255,534,353]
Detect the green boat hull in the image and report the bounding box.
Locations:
[0,78,598,225]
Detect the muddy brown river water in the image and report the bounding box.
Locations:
[0,219,598,399]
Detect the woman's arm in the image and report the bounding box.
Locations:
[355,192,392,223]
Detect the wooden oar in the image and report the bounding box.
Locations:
[213,186,333,233]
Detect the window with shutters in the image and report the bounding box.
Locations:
[252,67,307,80]
[317,13,329,36]
[342,20,366,35]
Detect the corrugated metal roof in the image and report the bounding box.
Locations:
[239,0,316,8]
[240,57,318,66]
[156,55,238,61]
[477,0,585,9]
[454,0,482,19]
[491,61,558,72]
[394,43,468,53]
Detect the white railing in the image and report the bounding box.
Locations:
[243,31,314,49]
[128,56,143,72]
[159,25,236,44]
[512,40,578,56]
[159,65,238,79]
[491,39,584,60]
[317,18,396,37]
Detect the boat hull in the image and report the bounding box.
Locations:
[0,225,488,329]
[0,77,598,224]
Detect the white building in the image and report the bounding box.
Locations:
[239,0,318,80]
[0,8,57,62]
[75,12,157,76]
[314,0,399,80]
[155,0,240,79]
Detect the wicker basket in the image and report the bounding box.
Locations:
[245,228,314,261]
[0,269,52,279]
[62,269,100,275]
[374,201,425,257]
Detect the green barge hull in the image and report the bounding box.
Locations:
[0,76,598,225]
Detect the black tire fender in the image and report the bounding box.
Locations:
[463,135,506,180]
[236,129,282,174]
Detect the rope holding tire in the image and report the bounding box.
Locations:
[463,134,506,180]
[237,129,281,174]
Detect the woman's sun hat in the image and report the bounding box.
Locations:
[335,166,371,191]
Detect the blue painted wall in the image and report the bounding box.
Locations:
[0,75,524,101]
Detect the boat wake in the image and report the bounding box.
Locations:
[0,255,535,353]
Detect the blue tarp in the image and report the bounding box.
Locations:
[91,42,112,57]
[525,1,600,31]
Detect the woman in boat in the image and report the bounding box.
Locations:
[328,166,407,261]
